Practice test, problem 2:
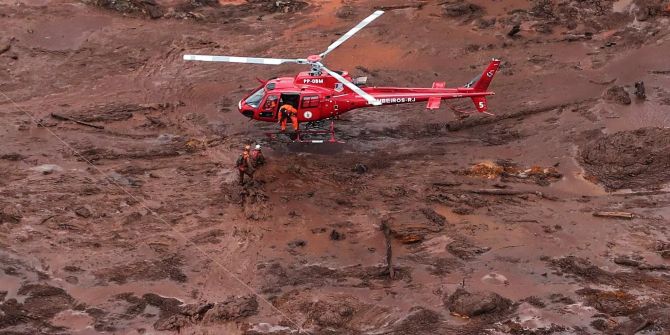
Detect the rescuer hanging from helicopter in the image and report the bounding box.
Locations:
[278,102,298,132]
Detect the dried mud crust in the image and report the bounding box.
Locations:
[580,127,670,190]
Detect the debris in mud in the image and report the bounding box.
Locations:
[576,288,640,316]
[83,0,164,19]
[447,237,491,260]
[30,164,62,175]
[287,239,306,249]
[330,229,345,241]
[386,307,444,334]
[247,0,308,14]
[385,211,445,244]
[420,208,446,226]
[656,241,670,259]
[94,255,187,284]
[443,288,511,317]
[336,4,356,19]
[507,24,521,37]
[202,295,258,324]
[442,0,483,21]
[634,81,646,99]
[0,205,22,224]
[17,284,74,319]
[0,38,11,55]
[302,298,356,328]
[593,211,634,219]
[259,262,411,293]
[480,126,524,145]
[603,85,632,105]
[190,229,226,244]
[352,163,368,174]
[458,160,561,185]
[51,113,105,129]
[580,127,670,190]
[59,102,170,123]
[0,153,24,161]
[241,185,271,221]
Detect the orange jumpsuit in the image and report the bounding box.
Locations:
[278,104,298,131]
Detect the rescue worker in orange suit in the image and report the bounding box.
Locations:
[250,144,265,168]
[235,145,254,185]
[278,103,299,132]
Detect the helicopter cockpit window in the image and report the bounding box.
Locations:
[264,95,278,109]
[244,88,265,108]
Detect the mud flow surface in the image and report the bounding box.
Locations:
[2,0,670,334]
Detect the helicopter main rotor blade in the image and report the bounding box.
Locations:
[321,65,381,106]
[319,10,384,58]
[183,54,307,65]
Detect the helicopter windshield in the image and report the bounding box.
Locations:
[244,87,265,108]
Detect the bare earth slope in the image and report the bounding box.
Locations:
[2,0,670,334]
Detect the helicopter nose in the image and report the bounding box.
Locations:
[238,100,254,118]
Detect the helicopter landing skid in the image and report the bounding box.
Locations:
[265,120,344,144]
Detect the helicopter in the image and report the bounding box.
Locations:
[183,10,500,143]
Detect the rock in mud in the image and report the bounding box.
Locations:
[444,288,511,317]
[74,206,92,218]
[202,295,258,324]
[603,85,631,105]
[580,127,670,190]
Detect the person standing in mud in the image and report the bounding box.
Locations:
[250,144,265,169]
[235,145,254,185]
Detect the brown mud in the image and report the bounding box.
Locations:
[2,0,670,334]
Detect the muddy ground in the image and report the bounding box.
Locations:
[2,0,670,334]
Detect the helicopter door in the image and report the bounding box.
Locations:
[299,94,320,122]
[258,94,279,121]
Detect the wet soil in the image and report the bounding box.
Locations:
[2,0,670,334]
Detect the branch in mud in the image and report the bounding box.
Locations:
[593,211,635,219]
[50,113,105,129]
[445,99,596,131]
[374,2,427,11]
[380,219,394,280]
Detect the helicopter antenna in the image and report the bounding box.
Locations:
[182,11,385,106]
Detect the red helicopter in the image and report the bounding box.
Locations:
[184,10,500,143]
